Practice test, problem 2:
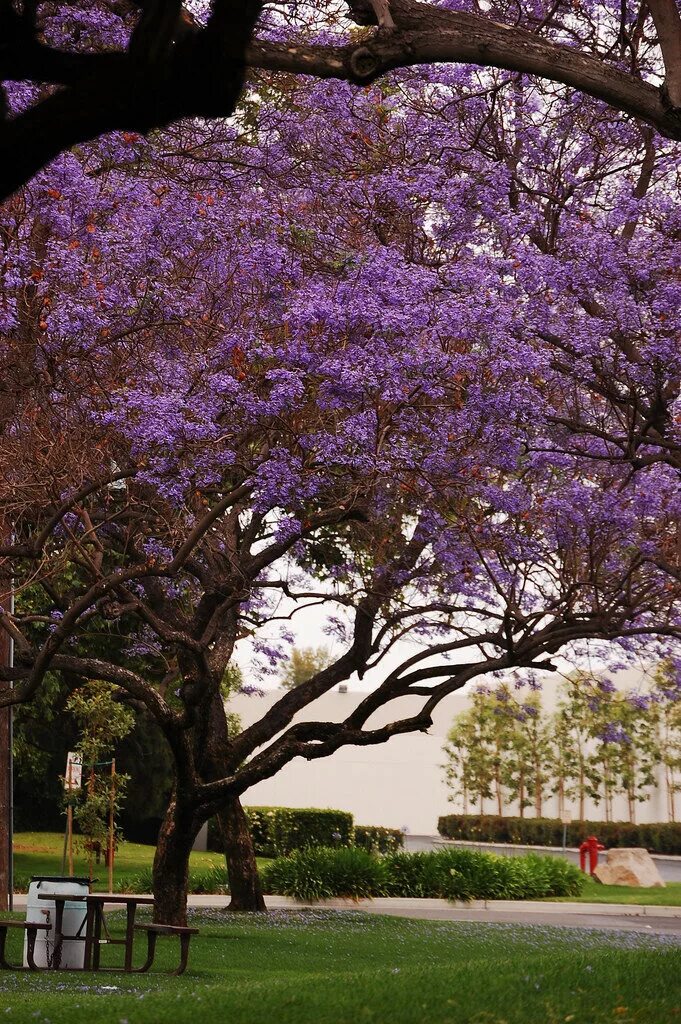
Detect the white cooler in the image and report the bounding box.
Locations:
[24,876,89,969]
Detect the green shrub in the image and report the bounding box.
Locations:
[263,847,584,902]
[354,825,404,854]
[381,851,461,899]
[272,808,354,856]
[244,807,279,857]
[209,806,354,857]
[262,846,388,901]
[437,814,681,855]
[118,865,228,895]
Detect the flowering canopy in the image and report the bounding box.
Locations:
[1,0,681,199]
[1,55,679,783]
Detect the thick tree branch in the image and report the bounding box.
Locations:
[248,0,681,139]
[1,0,681,200]
[648,0,681,108]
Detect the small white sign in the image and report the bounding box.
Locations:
[64,752,82,791]
[560,811,572,825]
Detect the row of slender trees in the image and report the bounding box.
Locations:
[443,666,681,824]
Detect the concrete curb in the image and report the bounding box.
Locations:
[9,893,681,918]
[255,895,681,918]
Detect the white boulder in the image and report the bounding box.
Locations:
[593,847,665,888]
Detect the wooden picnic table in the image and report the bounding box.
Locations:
[38,892,154,972]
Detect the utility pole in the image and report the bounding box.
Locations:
[0,551,13,912]
[0,620,10,912]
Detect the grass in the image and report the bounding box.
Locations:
[1,909,680,1023]
[561,876,681,906]
[12,832,270,892]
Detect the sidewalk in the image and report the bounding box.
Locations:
[10,892,681,917]
[10,893,681,935]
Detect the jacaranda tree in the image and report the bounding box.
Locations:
[1,19,680,922]
[1,0,681,199]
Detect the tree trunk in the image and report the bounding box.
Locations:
[578,759,585,821]
[534,754,542,817]
[628,789,636,824]
[671,771,677,824]
[519,769,525,818]
[152,794,200,926]
[217,795,266,912]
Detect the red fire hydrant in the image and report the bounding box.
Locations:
[579,835,605,875]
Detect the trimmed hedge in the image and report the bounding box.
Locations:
[354,825,404,854]
[208,806,354,857]
[437,814,681,855]
[262,847,584,902]
[209,808,402,857]
[272,808,354,856]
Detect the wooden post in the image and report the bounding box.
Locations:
[88,765,95,884]
[68,758,74,877]
[0,612,11,913]
[0,634,9,909]
[108,759,115,892]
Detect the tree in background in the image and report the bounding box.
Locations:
[444,690,499,816]
[654,663,681,822]
[509,693,552,819]
[554,676,605,822]
[1,35,680,925]
[444,672,667,823]
[280,647,333,690]
[65,682,135,874]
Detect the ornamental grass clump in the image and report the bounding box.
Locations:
[263,848,584,901]
[261,847,389,901]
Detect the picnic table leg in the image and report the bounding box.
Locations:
[83,903,95,971]
[124,904,135,972]
[25,926,40,971]
[51,902,65,970]
[92,904,104,971]
[134,931,157,974]
[172,932,192,976]
[0,926,11,969]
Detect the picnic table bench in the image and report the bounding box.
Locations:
[0,920,51,970]
[134,922,199,976]
[1,894,199,975]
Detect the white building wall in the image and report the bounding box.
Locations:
[229,669,670,834]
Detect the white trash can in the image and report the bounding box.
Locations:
[24,876,89,969]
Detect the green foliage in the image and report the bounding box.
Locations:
[220,663,245,737]
[209,806,354,857]
[271,808,354,856]
[437,813,681,855]
[243,806,279,857]
[66,681,135,853]
[353,825,404,854]
[262,847,388,900]
[119,865,229,895]
[262,847,584,901]
[279,646,333,690]
[443,672,670,824]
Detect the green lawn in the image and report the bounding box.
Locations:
[13,832,269,892]
[1,910,680,1023]
[564,876,681,907]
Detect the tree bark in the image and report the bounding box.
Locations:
[152,794,200,926]
[217,795,266,912]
